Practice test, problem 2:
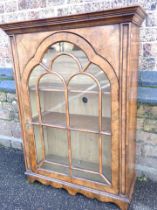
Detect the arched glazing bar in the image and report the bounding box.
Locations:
[22,31,118,189]
[48,52,85,176]
[28,44,111,184]
[66,71,110,183]
[49,52,83,73]
[30,52,84,176]
[34,69,70,168]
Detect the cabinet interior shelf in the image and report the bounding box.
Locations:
[29,83,111,94]
[32,112,111,135]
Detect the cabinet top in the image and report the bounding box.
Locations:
[0,5,146,35]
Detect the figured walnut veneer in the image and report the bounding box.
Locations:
[0,6,146,210]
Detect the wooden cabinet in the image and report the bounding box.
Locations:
[0,6,146,210]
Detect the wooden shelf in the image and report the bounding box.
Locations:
[32,112,111,135]
[46,154,99,172]
[29,83,110,94]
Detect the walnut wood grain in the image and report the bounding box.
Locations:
[1,6,146,210]
[0,6,146,35]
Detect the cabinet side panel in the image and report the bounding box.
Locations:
[10,35,31,170]
[125,24,140,197]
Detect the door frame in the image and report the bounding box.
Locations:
[21,31,119,194]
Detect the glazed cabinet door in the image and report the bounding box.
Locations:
[21,31,119,194]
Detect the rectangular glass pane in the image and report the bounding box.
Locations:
[71,131,99,172]
[72,170,106,184]
[69,91,99,131]
[30,90,66,127]
[34,125,69,175]
[39,74,66,127]
[71,131,111,184]
[44,127,69,165]
[41,162,69,175]
[102,93,111,133]
[102,135,112,182]
[40,91,66,127]
[34,125,43,163]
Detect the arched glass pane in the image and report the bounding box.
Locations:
[52,55,79,82]
[28,41,112,184]
[29,68,69,171]
[86,64,110,92]
[29,65,46,118]
[38,74,68,170]
[42,41,89,70]
[28,65,46,164]
[86,64,111,133]
[68,67,112,184]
